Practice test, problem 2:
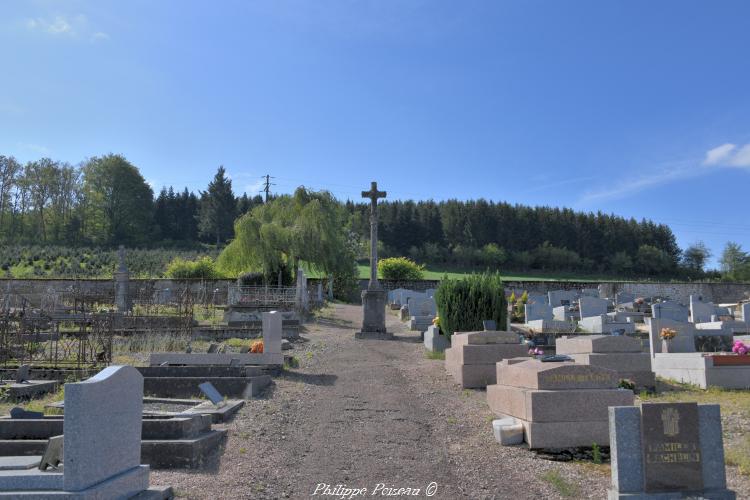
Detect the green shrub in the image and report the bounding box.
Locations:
[434,273,507,338]
[377,257,425,280]
[165,256,224,279]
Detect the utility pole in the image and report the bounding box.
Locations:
[261,174,275,203]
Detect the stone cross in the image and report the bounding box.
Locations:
[361,181,386,289]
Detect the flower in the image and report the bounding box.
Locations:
[660,327,677,340]
[732,340,749,356]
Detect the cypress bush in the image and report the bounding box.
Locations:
[434,273,507,337]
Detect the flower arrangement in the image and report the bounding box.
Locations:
[732,340,748,356]
[635,297,645,305]
[432,316,440,327]
[660,327,677,341]
[250,340,264,353]
[529,346,544,356]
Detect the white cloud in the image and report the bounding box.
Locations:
[578,161,703,205]
[703,142,750,168]
[244,180,266,196]
[704,143,736,165]
[24,14,107,41]
[728,144,750,167]
[91,31,110,42]
[26,15,78,36]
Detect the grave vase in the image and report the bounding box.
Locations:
[661,339,671,353]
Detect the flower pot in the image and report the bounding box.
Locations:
[710,355,750,366]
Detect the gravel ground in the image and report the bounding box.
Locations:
[151,303,749,500]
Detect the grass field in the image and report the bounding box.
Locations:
[355,264,633,282]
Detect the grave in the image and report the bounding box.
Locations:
[578,296,609,319]
[1,366,59,401]
[578,315,636,335]
[556,335,655,390]
[487,360,634,449]
[524,302,553,323]
[151,311,284,367]
[649,318,750,389]
[548,290,580,308]
[138,365,272,399]
[408,296,437,333]
[553,305,579,322]
[423,325,450,353]
[650,301,689,322]
[444,331,528,388]
[608,402,736,499]
[0,365,172,498]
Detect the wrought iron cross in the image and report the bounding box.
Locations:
[361,182,387,287]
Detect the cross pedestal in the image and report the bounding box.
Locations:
[356,181,392,340]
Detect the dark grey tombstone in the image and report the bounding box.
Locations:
[15,364,31,384]
[10,407,44,419]
[207,343,219,354]
[641,403,703,493]
[482,320,497,331]
[199,381,224,405]
[239,345,250,354]
[38,435,64,471]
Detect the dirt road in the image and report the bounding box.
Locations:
[151,303,620,499]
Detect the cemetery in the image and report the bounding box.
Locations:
[1,235,750,498]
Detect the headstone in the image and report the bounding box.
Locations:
[487,360,634,448]
[579,296,609,318]
[356,181,390,339]
[690,295,715,324]
[263,311,283,354]
[608,403,735,498]
[615,292,636,305]
[444,331,528,388]
[14,364,30,384]
[651,301,689,322]
[556,335,655,390]
[199,381,224,405]
[9,407,44,419]
[482,320,497,331]
[114,245,131,312]
[38,435,64,471]
[207,343,220,354]
[524,302,553,322]
[424,325,450,353]
[62,365,146,492]
[548,290,580,307]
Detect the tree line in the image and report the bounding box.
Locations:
[3,152,746,280]
[0,154,262,247]
[346,200,715,278]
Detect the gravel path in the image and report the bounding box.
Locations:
[151,303,748,499]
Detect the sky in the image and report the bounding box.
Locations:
[1,0,750,267]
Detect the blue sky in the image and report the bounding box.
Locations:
[1,1,750,267]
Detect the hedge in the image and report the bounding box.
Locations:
[434,273,507,337]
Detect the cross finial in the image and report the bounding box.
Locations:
[362,181,387,204]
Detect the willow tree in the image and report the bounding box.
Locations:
[218,187,356,285]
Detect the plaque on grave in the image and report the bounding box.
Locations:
[199,381,224,405]
[641,402,703,493]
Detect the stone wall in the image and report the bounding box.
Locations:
[0,278,236,306]
[3,277,749,307]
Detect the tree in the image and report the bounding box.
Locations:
[81,154,154,245]
[197,166,236,245]
[719,242,750,281]
[682,241,712,274]
[218,187,355,283]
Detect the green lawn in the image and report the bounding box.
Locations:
[355,264,632,282]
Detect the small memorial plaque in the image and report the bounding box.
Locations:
[199,381,224,405]
[641,402,703,493]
